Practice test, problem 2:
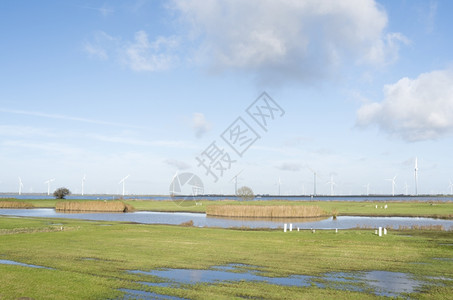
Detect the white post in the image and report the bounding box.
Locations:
[335,228,338,233]
[297,227,300,232]
[384,228,387,235]
[384,204,388,209]
[375,229,378,235]
[284,224,287,232]
[375,205,378,209]
[289,223,293,232]
[378,227,382,237]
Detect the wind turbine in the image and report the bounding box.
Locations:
[119,175,130,197]
[44,178,55,196]
[18,177,24,195]
[169,171,179,196]
[363,183,370,196]
[448,180,453,195]
[230,170,243,195]
[326,175,336,196]
[385,176,397,196]
[82,175,86,196]
[308,167,317,196]
[414,157,418,195]
[278,177,281,196]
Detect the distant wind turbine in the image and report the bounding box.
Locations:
[385,176,397,196]
[448,180,453,195]
[82,175,86,196]
[119,175,130,196]
[230,170,243,195]
[363,183,370,196]
[18,177,24,195]
[414,157,418,195]
[326,175,336,196]
[44,178,55,196]
[308,167,317,196]
[278,177,281,196]
[170,171,179,196]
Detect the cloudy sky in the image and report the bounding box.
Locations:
[1,0,453,196]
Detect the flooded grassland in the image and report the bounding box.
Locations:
[0,216,452,299]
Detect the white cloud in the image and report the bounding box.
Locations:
[87,133,198,149]
[361,32,410,65]
[0,125,57,138]
[171,0,406,83]
[276,162,303,172]
[192,112,211,138]
[1,140,84,157]
[77,4,114,17]
[0,108,144,129]
[83,31,116,60]
[84,30,179,72]
[164,159,191,170]
[84,43,108,60]
[356,69,453,141]
[122,31,179,71]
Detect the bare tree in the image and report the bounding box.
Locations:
[236,186,254,201]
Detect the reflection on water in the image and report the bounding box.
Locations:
[1,208,452,229]
[128,264,423,297]
[0,259,53,269]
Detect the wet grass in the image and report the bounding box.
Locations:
[0,216,452,299]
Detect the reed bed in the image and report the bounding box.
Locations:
[398,224,449,231]
[206,205,326,218]
[0,201,34,209]
[55,201,135,213]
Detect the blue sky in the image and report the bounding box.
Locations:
[1,0,453,196]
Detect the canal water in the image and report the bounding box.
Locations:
[1,208,452,229]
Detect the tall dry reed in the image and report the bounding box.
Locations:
[55,201,134,212]
[206,205,326,218]
[0,201,34,209]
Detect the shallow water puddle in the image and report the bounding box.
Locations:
[127,264,423,298]
[129,264,311,288]
[0,259,53,269]
[432,257,453,261]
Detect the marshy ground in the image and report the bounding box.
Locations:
[0,214,452,299]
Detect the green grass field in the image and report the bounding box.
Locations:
[0,215,452,299]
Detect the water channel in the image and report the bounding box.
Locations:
[1,208,452,230]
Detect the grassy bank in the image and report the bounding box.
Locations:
[127,199,453,219]
[55,200,134,212]
[0,216,452,299]
[2,198,453,218]
[207,204,326,218]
